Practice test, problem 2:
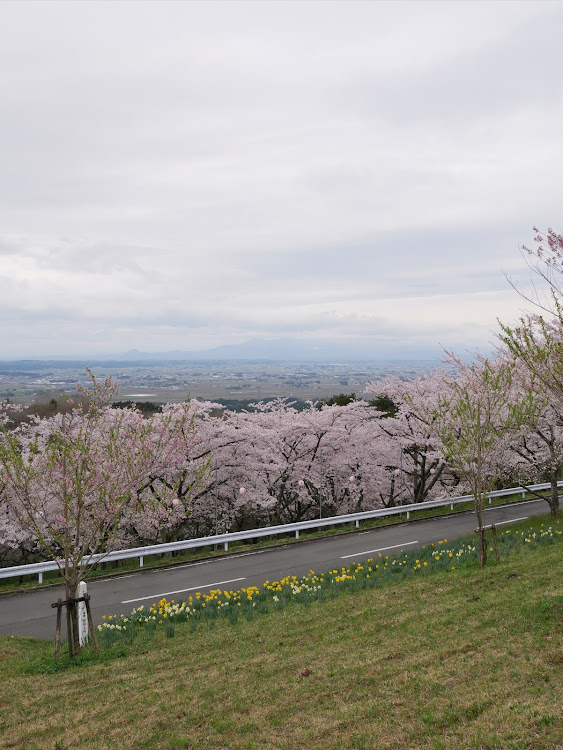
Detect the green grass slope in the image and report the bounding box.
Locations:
[0,517,561,750]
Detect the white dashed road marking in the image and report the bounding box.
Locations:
[340,541,419,560]
[121,577,247,604]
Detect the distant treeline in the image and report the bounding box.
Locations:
[110,393,397,416]
[5,393,397,420]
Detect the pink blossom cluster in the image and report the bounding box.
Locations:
[1,358,561,571]
[528,226,563,268]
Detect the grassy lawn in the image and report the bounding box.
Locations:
[0,517,561,749]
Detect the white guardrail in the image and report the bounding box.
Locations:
[1,481,560,584]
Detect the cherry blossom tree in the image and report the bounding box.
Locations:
[496,356,562,518]
[196,399,384,527]
[3,356,555,601]
[508,226,563,312]
[497,225,563,515]
[500,224,563,399]
[499,310,563,415]
[404,354,542,566]
[116,399,221,545]
[365,373,461,506]
[0,372,207,653]
[508,408,563,517]
[225,399,338,525]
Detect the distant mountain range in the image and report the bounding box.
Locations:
[115,339,442,362]
[0,338,444,365]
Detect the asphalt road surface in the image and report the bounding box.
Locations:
[0,498,549,641]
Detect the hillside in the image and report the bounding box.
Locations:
[1,518,561,750]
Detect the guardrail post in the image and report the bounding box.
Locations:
[450,503,453,510]
[406,511,410,519]
[139,556,143,568]
[521,491,525,498]
[224,542,228,551]
[295,530,299,539]
[38,572,43,584]
[489,497,492,504]
[355,520,359,528]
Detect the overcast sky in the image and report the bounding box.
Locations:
[1,0,562,360]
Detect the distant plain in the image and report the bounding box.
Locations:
[0,359,440,405]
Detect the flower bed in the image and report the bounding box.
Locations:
[97,521,562,649]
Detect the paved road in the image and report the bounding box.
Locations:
[0,499,548,640]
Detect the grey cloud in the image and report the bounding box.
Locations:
[236,224,531,292]
[0,1,561,358]
[340,4,563,127]
[0,300,210,329]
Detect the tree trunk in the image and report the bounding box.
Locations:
[474,481,486,568]
[65,579,81,656]
[478,530,487,568]
[54,599,62,661]
[491,524,500,563]
[549,476,560,517]
[70,598,81,655]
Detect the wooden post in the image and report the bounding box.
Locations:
[66,599,74,658]
[476,524,501,568]
[491,524,500,563]
[53,593,98,660]
[84,594,99,655]
[70,598,81,656]
[54,599,63,661]
[476,528,488,568]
